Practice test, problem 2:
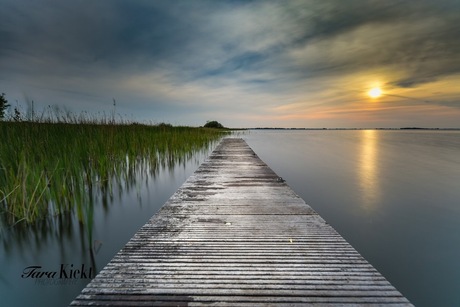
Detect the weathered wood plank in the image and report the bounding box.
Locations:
[71,138,412,306]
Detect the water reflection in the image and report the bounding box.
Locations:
[0,139,221,306]
[244,130,460,306]
[0,141,218,252]
[359,130,381,210]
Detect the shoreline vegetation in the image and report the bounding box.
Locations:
[0,119,227,227]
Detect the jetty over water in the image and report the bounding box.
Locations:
[72,138,412,306]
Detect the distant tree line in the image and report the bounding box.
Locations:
[204,120,225,129]
[1,93,229,129]
[0,93,10,120]
[0,93,26,122]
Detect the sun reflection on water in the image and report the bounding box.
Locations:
[359,130,381,210]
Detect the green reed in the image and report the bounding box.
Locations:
[0,121,225,225]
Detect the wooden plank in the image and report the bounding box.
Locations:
[71,138,412,306]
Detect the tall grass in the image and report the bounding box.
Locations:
[0,121,225,225]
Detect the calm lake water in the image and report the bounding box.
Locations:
[244,130,460,307]
[2,130,459,306]
[0,141,219,307]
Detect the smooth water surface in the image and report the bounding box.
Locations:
[244,130,460,307]
[0,142,219,306]
[2,131,459,306]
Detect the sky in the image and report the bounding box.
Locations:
[1,0,459,128]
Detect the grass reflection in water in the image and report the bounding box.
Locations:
[0,121,225,242]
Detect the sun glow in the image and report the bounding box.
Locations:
[368,87,382,98]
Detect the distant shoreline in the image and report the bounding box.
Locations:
[234,127,460,131]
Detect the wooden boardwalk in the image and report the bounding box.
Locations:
[71,138,412,306]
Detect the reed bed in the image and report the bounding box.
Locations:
[0,121,225,225]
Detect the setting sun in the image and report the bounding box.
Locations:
[368,87,382,98]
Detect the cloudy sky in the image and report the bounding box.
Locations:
[1,0,459,128]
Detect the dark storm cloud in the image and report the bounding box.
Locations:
[2,0,459,83]
[1,1,188,73]
[279,0,460,82]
